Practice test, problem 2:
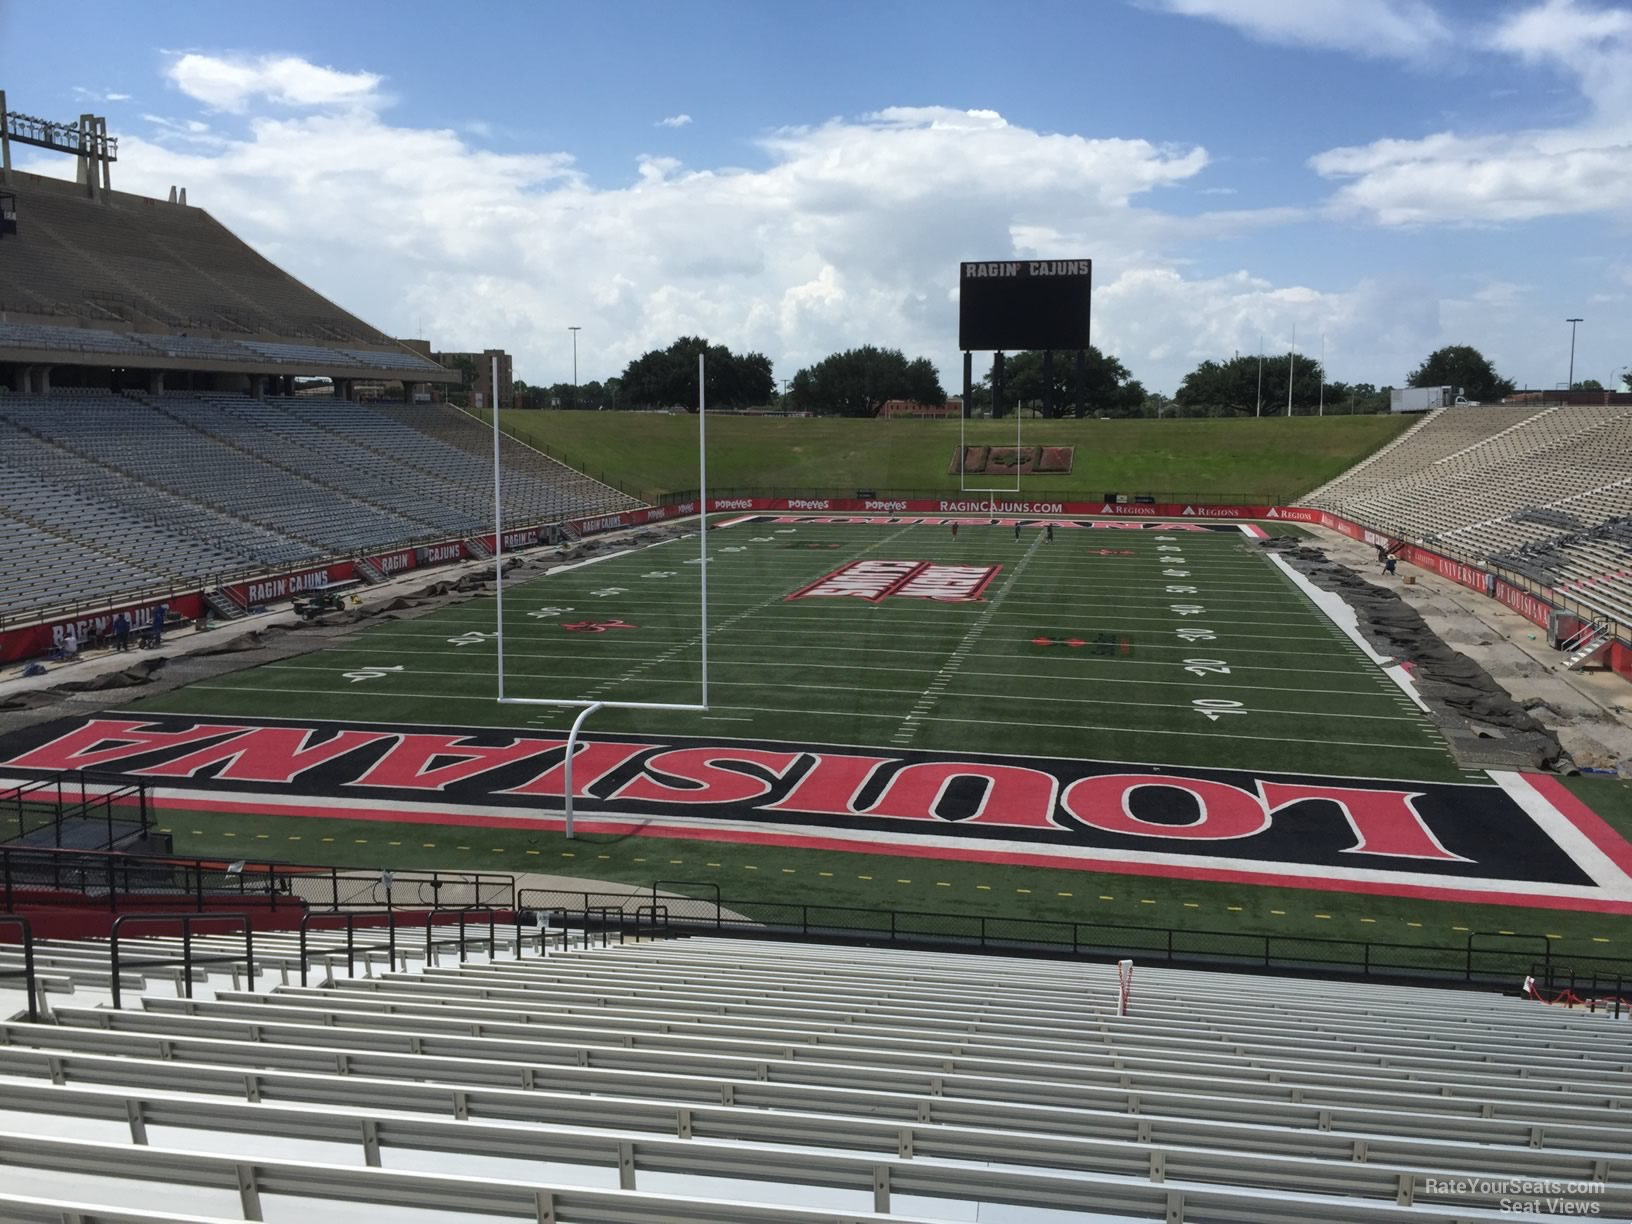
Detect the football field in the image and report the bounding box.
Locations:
[144,514,1454,780]
[9,513,1629,965]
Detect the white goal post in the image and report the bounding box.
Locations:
[488,352,711,836]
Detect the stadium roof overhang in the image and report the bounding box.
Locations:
[0,347,462,382]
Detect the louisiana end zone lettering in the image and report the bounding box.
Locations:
[959,260,1092,352]
[2,714,1628,911]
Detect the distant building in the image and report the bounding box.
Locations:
[878,399,962,418]
[432,347,513,408]
[1504,388,1632,406]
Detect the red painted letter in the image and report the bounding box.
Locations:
[1259,781,1465,861]
[132,728,394,783]
[1062,774,1267,840]
[864,762,1059,831]
[503,741,657,797]
[350,735,565,791]
[2,720,249,771]
[611,748,803,805]
[762,752,894,817]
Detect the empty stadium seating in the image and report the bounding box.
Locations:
[1303,404,1632,626]
[0,934,1624,1221]
[0,391,644,623]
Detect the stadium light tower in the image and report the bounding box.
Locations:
[1565,318,1582,388]
[568,325,581,410]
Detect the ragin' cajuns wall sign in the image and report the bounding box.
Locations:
[3,715,1629,913]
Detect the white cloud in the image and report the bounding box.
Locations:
[1310,0,1632,226]
[32,51,1592,397]
[656,113,693,128]
[166,52,384,113]
[74,87,133,103]
[1149,0,1451,60]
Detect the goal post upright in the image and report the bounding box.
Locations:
[490,352,711,836]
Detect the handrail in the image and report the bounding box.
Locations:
[109,912,252,1010]
[0,915,38,1023]
[540,886,1632,990]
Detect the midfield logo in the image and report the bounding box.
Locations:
[788,560,1001,603]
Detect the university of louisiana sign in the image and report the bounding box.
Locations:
[2,716,1629,912]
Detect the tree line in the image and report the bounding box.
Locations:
[512,337,1572,416]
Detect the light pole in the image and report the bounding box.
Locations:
[1318,333,1326,417]
[1256,337,1263,418]
[1286,323,1296,417]
[1566,317,1582,389]
[1614,365,1628,394]
[568,325,581,410]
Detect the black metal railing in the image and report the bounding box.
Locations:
[109,912,254,1010]
[0,915,38,1023]
[296,907,514,986]
[1528,962,1631,1018]
[0,772,152,851]
[0,843,514,916]
[521,886,1632,992]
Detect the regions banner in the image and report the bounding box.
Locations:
[2,714,1629,913]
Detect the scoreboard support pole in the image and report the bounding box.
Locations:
[992,351,1005,421]
[962,351,972,421]
[1042,350,1054,419]
[1074,350,1086,420]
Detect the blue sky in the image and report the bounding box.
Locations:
[3,0,1629,393]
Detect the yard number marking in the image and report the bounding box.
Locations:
[1162,569,1191,577]
[1176,627,1217,641]
[342,665,405,683]
[590,587,628,597]
[447,631,497,647]
[1170,603,1206,616]
[642,571,677,579]
[1183,658,1231,676]
[1193,698,1246,721]
[526,606,575,619]
[1165,585,1198,594]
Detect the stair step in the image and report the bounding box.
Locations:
[355,558,388,585]
[203,589,247,621]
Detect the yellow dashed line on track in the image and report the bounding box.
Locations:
[422,843,436,848]
[388,841,401,847]
[744,865,758,870]
[783,869,796,874]
[598,855,612,860]
[526,850,540,855]
[1314,914,1331,920]
[1452,926,1470,932]
[1226,905,1242,912]
[1359,917,1375,923]
[456,845,470,850]
[354,840,368,845]
[977,885,991,891]
[1139,899,1155,905]
[1407,921,1423,928]
[670,859,684,865]
[222,832,236,838]
[561,852,575,858]
[1546,933,1563,940]
[1593,937,1611,943]
[1183,902,1199,909]
[1057,892,1072,898]
[321,837,335,843]
[255,834,269,840]
[937,882,952,888]
[858,875,873,880]
[818,872,833,877]
[1099,895,1114,901]
[897,879,911,885]
[1270,909,1285,916]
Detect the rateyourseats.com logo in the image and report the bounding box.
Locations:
[1425,1178,1606,1215]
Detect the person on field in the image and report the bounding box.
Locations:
[1383,555,1398,577]
[1046,523,1055,543]
[112,612,130,652]
[60,625,78,661]
[1014,522,1022,542]
[951,522,959,540]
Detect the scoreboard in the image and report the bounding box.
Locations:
[958,259,1091,352]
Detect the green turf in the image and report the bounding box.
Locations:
[489,411,1414,502]
[135,517,1463,782]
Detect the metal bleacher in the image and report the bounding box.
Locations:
[0,933,1624,1222]
[1303,403,1632,628]
[0,390,644,622]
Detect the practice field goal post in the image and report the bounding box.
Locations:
[1117,959,1134,1017]
[488,352,710,837]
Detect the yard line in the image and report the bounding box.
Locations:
[894,531,1037,746]
[178,682,1445,756]
[578,520,927,702]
